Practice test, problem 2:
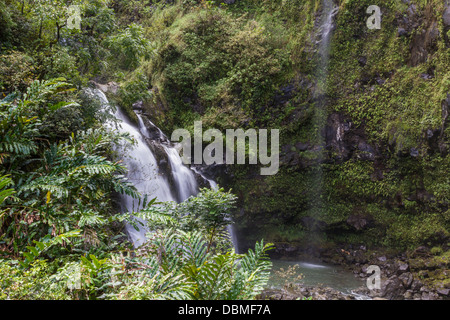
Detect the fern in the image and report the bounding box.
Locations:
[0,175,15,205]
[195,252,236,300]
[227,241,274,300]
[19,230,82,269]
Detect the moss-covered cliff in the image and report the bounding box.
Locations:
[123,0,450,253]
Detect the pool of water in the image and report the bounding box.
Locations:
[268,260,365,295]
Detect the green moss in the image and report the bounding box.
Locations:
[130,0,450,252]
[330,0,449,151]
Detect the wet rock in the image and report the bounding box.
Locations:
[388,263,400,277]
[437,288,450,296]
[396,262,410,274]
[444,3,450,28]
[420,73,434,80]
[420,286,429,293]
[443,93,450,125]
[381,276,406,300]
[93,81,120,94]
[404,290,414,300]
[411,279,423,291]
[132,100,143,110]
[444,1,450,45]
[290,285,359,301]
[402,3,440,66]
[346,214,372,231]
[398,272,414,288]
[398,27,408,37]
[421,291,439,300]
[410,148,419,157]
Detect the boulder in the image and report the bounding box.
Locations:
[421,292,439,300]
[346,214,372,231]
[411,246,430,258]
[398,27,408,37]
[444,3,450,28]
[437,288,450,296]
[410,279,423,291]
[396,261,410,274]
[381,276,406,300]
[398,272,414,289]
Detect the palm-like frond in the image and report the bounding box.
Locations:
[0,175,15,205]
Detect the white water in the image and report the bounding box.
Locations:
[91,90,177,246]
[163,146,198,202]
[90,88,238,250]
[317,1,339,62]
[136,114,198,202]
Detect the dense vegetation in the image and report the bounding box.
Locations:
[0,0,449,299]
[0,0,274,300]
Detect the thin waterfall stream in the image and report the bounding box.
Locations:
[307,0,338,241]
[267,0,368,297]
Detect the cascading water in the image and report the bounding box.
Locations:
[91,89,178,246]
[163,146,198,202]
[136,114,198,203]
[89,88,236,250]
[307,0,338,239]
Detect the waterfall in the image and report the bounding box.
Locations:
[89,88,236,249]
[317,0,339,66]
[90,89,177,246]
[308,0,338,238]
[136,114,198,203]
[163,146,198,202]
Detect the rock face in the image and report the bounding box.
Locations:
[280,111,378,168]
[444,1,450,46]
[325,112,378,163]
[346,214,373,231]
[92,81,120,94]
[380,276,407,300]
[408,5,440,66]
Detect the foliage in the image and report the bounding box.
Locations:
[142,6,291,131]
[105,23,152,70]
[103,230,273,300]
[0,79,138,256]
[0,51,36,92]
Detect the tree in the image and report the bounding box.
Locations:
[105,23,152,70]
